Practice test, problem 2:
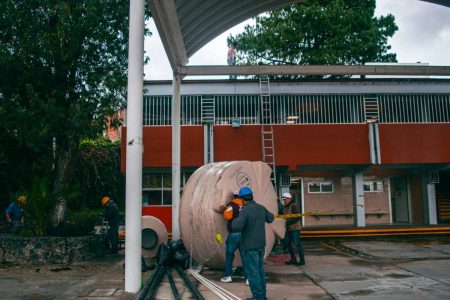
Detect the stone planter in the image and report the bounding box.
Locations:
[0,234,104,265]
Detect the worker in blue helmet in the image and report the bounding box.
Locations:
[238,186,253,198]
[232,186,274,300]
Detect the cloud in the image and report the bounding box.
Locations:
[376,0,450,65]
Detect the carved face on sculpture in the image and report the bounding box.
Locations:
[180,161,285,268]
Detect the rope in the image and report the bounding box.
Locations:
[189,269,242,300]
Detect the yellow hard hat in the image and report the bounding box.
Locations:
[17,195,27,205]
[101,196,110,206]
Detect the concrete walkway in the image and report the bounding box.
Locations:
[1,237,450,299]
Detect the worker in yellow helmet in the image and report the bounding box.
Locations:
[101,196,120,254]
[5,194,27,234]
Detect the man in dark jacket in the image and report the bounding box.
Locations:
[232,187,274,300]
[102,196,120,254]
[281,192,305,266]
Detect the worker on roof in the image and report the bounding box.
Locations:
[101,196,120,254]
[227,41,237,79]
[281,192,306,266]
[219,190,248,284]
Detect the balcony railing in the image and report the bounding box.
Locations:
[141,93,450,126]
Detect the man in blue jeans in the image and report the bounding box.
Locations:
[220,191,247,283]
[232,187,274,300]
[281,192,305,266]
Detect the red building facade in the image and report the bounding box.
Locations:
[121,79,450,231]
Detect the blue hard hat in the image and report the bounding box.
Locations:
[238,186,253,197]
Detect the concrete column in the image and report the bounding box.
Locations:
[427,184,438,225]
[124,0,145,293]
[352,172,366,227]
[172,74,181,241]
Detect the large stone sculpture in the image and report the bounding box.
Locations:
[180,161,285,268]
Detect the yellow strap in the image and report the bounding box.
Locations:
[276,213,311,219]
[276,211,351,219]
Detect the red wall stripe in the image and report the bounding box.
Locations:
[379,124,450,164]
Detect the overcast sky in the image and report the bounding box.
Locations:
[144,0,450,80]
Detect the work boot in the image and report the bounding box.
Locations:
[285,259,297,265]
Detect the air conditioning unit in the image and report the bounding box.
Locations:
[428,171,439,184]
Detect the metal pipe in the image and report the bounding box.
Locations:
[167,268,181,300]
[138,264,163,300]
[144,266,167,300]
[125,0,145,293]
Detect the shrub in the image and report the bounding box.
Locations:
[48,209,102,237]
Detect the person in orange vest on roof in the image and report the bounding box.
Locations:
[227,41,237,80]
[101,196,120,254]
[281,192,306,266]
[219,190,248,284]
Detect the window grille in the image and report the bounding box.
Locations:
[378,94,450,123]
[142,93,450,126]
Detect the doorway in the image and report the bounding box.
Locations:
[390,177,410,223]
[290,178,303,221]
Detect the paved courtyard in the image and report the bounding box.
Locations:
[1,236,450,299]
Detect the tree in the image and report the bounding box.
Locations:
[230,0,398,75]
[0,1,150,223]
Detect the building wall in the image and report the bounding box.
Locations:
[303,177,354,226]
[379,124,450,164]
[363,176,391,225]
[303,176,390,227]
[121,126,204,172]
[214,125,262,161]
[213,124,371,169]
[121,124,450,171]
[274,125,370,170]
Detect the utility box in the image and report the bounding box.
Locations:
[231,118,241,128]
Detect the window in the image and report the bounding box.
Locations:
[308,181,334,193]
[363,180,384,192]
[143,173,192,206]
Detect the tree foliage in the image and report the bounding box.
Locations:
[230,0,398,72]
[73,137,124,210]
[0,1,150,216]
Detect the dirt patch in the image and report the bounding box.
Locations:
[345,289,374,296]
[386,273,414,279]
